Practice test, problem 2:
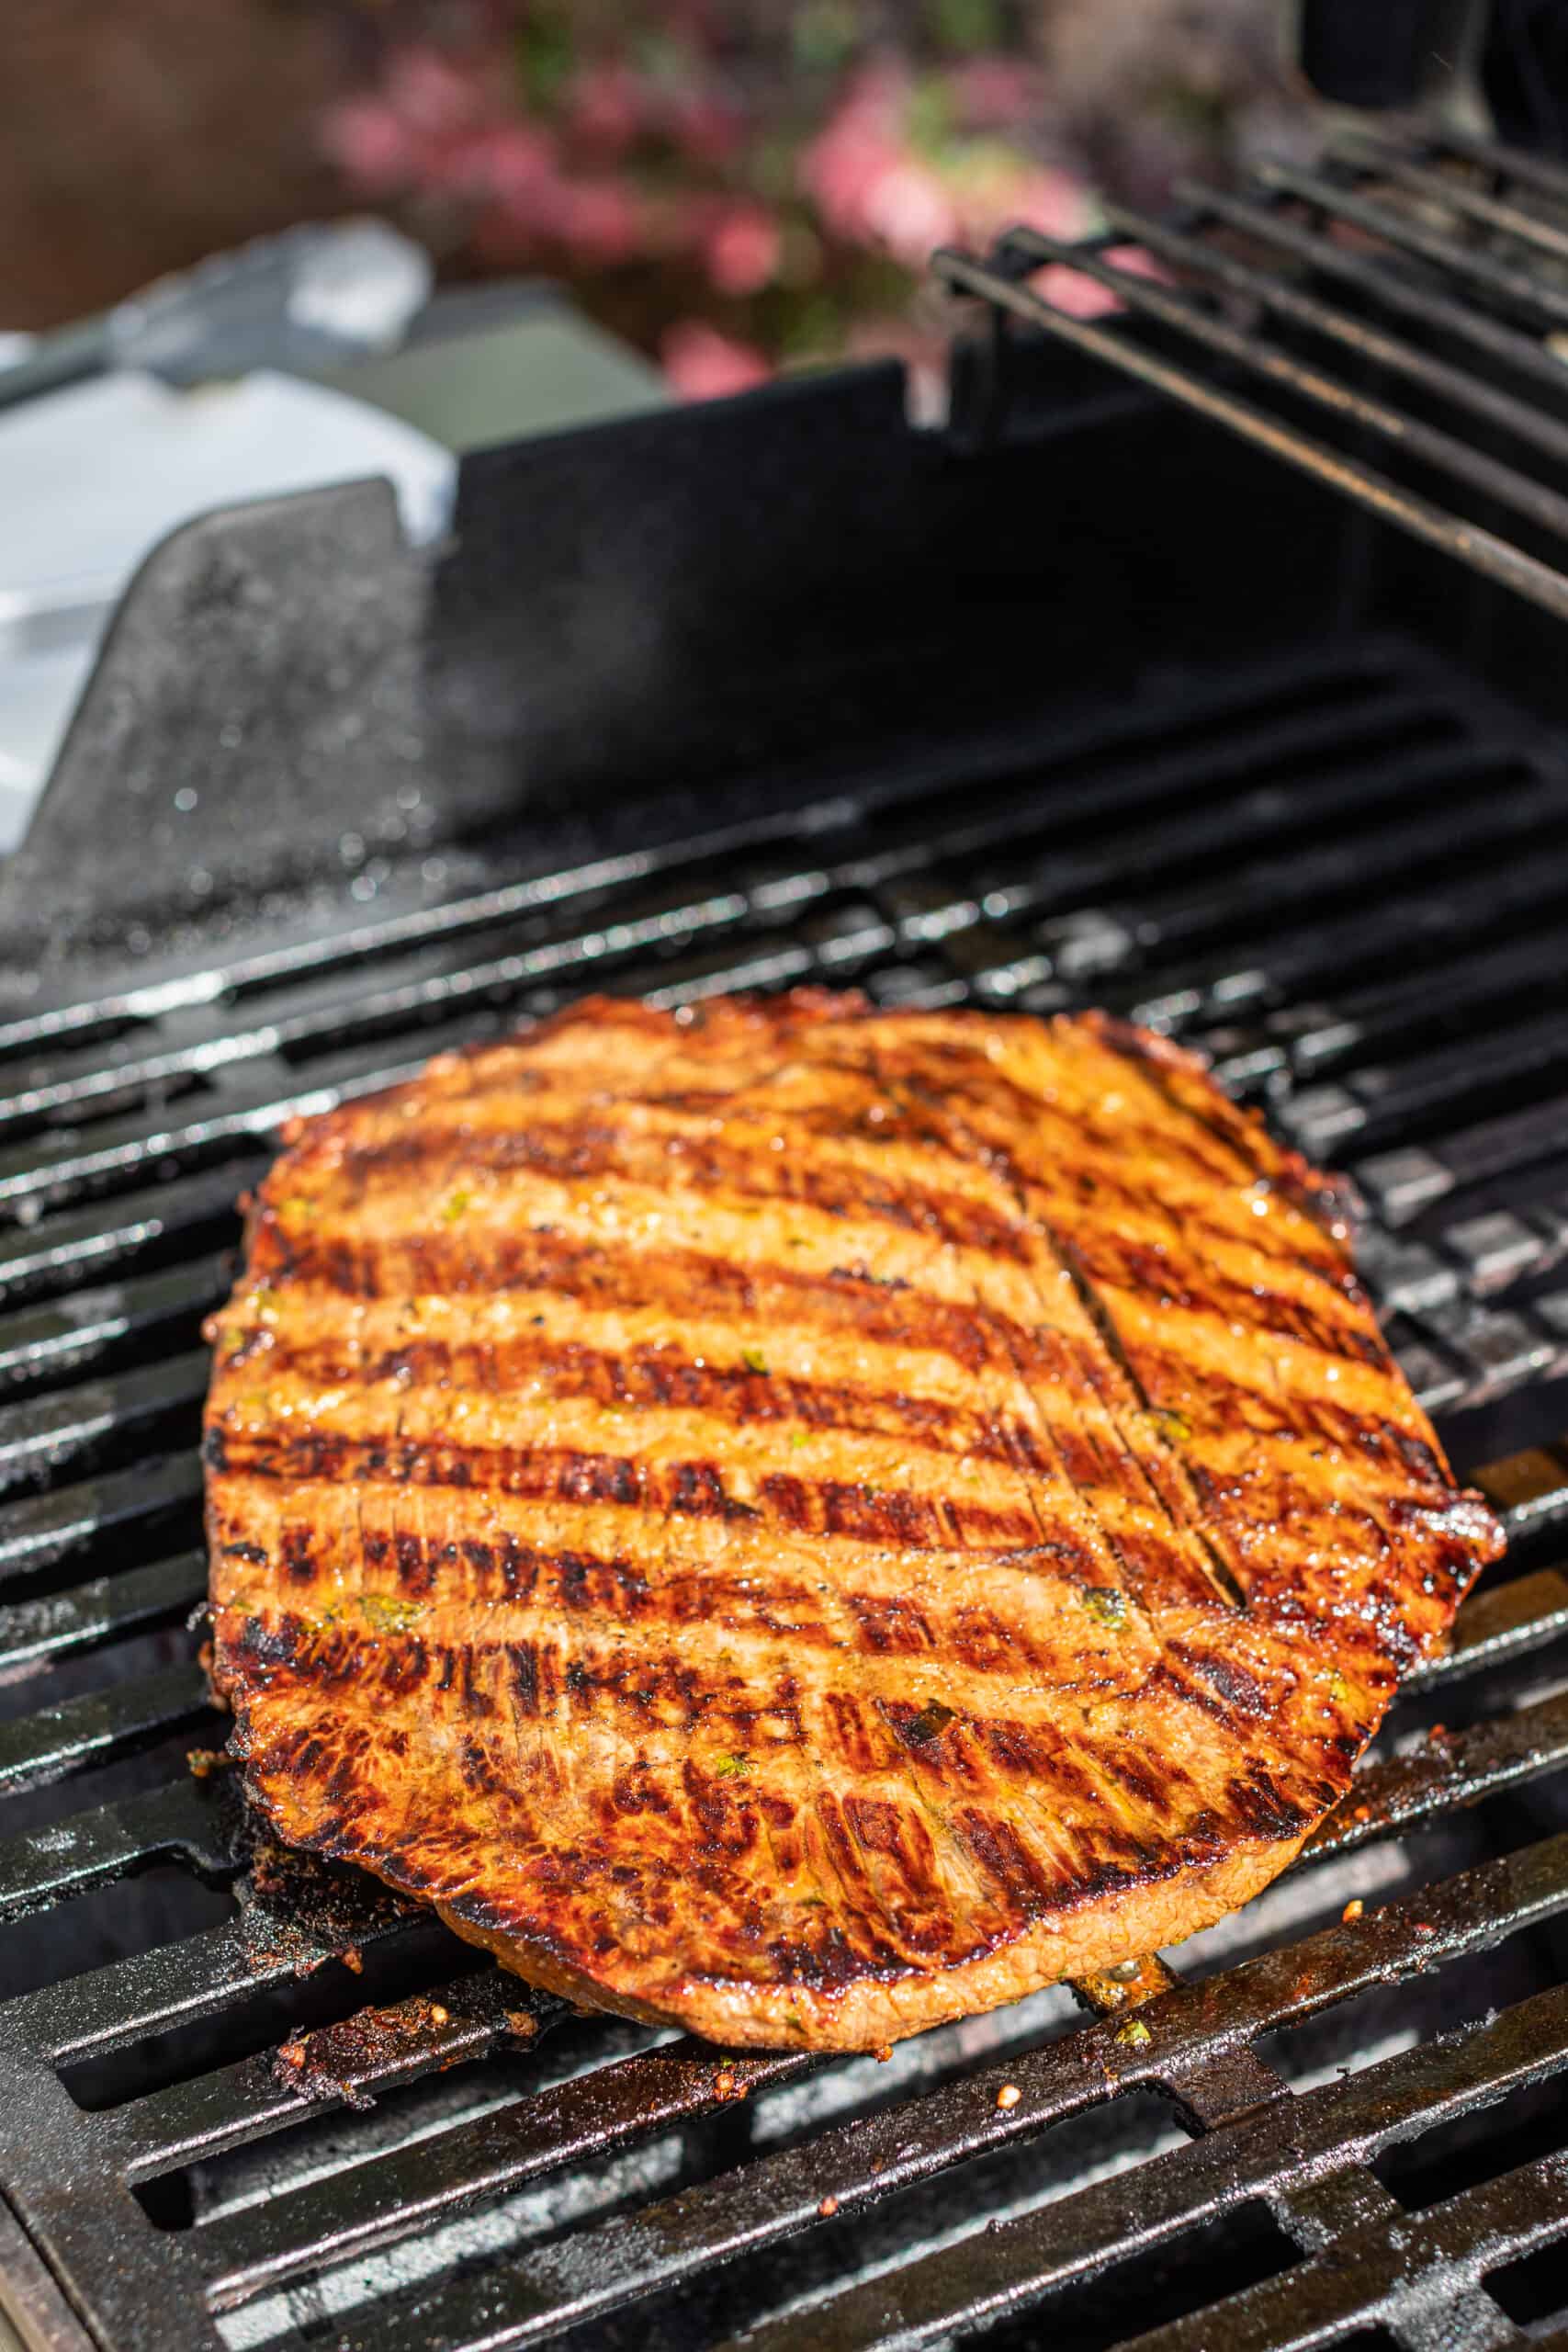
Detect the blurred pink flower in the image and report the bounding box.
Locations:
[949,57,1046,130]
[310,3,1258,389]
[799,60,908,248]
[802,61,1086,271]
[558,178,641,264]
[570,63,644,156]
[863,160,957,267]
[429,122,558,205]
[663,87,746,167]
[383,48,479,138]
[705,203,782,295]
[987,164,1090,244]
[662,320,771,400]
[321,98,414,194]
[635,187,714,260]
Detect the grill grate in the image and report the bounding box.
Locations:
[936,128,1568,627]
[4,638,1568,2348]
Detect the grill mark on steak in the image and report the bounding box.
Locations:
[263,1228,1036,1378]
[1061,1230,1382,1365]
[222,1602,1149,1736]
[213,1430,1058,1553]
[214,1378,1241,1606]
[225,1329,1126,1489]
[226,1616,1319,1866]
[1024,1226,1251,1616]
[858,1036,1365,1317]
[216,1508,1161,1710]
[327,1115,1032,1262]
[1089,1012,1356,1242]
[852,1039,1266,1222]
[208,993,1504,2051]
[229,1303,1438,1606]
[260,1214,1406,1454]
[305,1100,1377,1368]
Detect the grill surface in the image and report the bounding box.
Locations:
[2,634,1568,2350]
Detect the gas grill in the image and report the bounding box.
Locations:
[4,119,1568,2352]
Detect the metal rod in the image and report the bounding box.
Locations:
[1001,222,1568,548]
[1438,126,1568,209]
[1335,131,1568,266]
[1171,175,1568,402]
[1099,197,1568,476]
[1257,158,1568,329]
[933,246,1568,625]
[936,246,1568,622]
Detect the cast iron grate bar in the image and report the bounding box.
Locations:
[1290,1008,1568,1155]
[1121,845,1568,1041]
[1063,1963,1497,2352]
[111,1970,559,2183]
[0,1659,211,1796]
[0,1027,485,1220]
[720,1984,1568,2352]
[1123,2154,1561,2352]
[0,1547,207,1679]
[938,232,1568,620]
[1262,929,1568,1082]
[0,1161,259,1313]
[0,1449,202,1589]
[1168,169,1568,405]
[0,1778,233,1922]
[1440,122,1568,197]
[1337,128,1568,263]
[1094,191,1568,473]
[963,733,1533,961]
[1077,768,1568,967]
[0,1260,226,1396]
[0,1350,208,1495]
[1009,222,1568,551]
[1122,2152,1568,2352]
[1355,1091,1568,1226]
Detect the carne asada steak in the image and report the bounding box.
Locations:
[205,992,1502,2049]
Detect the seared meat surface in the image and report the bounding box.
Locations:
[206,993,1502,2048]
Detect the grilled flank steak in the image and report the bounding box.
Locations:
[205,992,1502,2049]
